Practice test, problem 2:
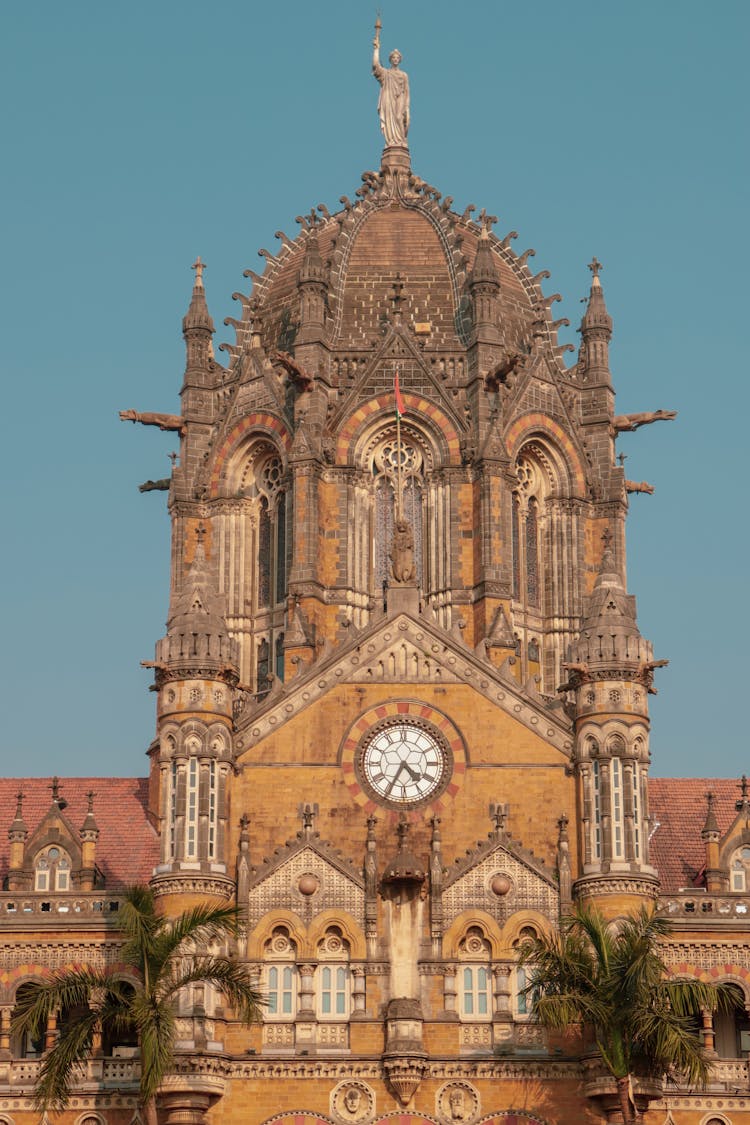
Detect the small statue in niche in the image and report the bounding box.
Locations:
[390,518,416,583]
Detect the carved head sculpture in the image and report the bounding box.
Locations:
[448,1087,466,1119]
[343,1086,362,1113]
[389,49,402,67]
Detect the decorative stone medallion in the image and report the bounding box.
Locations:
[331,1079,375,1124]
[436,1080,480,1123]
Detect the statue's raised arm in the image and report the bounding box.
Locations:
[372,19,410,149]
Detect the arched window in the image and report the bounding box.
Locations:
[513,925,539,1018]
[219,440,288,691]
[611,756,624,860]
[592,757,602,860]
[256,454,287,610]
[457,927,492,1021]
[11,982,44,1058]
[102,982,138,1057]
[714,984,750,1059]
[511,452,549,612]
[731,846,750,892]
[263,928,297,1020]
[316,927,350,1019]
[34,846,71,892]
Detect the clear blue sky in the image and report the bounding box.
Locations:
[1,1,747,779]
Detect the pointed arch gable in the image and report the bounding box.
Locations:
[208,413,292,498]
[505,413,587,498]
[336,393,461,466]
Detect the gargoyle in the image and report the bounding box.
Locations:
[625,480,655,495]
[119,410,186,436]
[272,350,314,392]
[613,410,677,434]
[637,658,669,694]
[138,479,170,493]
[485,353,523,392]
[557,661,590,694]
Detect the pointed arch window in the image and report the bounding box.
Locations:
[34,846,71,892]
[511,452,549,612]
[256,455,287,610]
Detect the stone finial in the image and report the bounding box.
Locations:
[49,776,67,811]
[80,790,99,841]
[9,791,27,843]
[588,256,603,281]
[489,802,507,839]
[299,802,317,839]
[191,256,205,287]
[183,257,215,339]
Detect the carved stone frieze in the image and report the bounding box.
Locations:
[150,874,235,900]
[574,874,660,900]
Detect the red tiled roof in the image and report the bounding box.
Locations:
[0,778,159,888]
[648,778,741,895]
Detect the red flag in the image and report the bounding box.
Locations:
[394,369,406,417]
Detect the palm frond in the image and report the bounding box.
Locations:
[11,968,112,1043]
[158,957,265,1024]
[151,903,242,972]
[120,885,161,978]
[130,992,176,1106]
[33,1007,99,1112]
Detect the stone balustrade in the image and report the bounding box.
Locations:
[663,893,750,922]
[0,893,124,924]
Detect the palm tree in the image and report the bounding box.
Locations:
[11,885,263,1123]
[519,902,729,1124]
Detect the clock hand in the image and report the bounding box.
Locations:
[387,762,408,795]
[402,762,422,782]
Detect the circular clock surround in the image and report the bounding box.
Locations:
[356,717,453,808]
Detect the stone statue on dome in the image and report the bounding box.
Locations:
[372,18,410,148]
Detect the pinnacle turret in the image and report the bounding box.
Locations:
[579,257,612,382]
[182,257,215,378]
[468,226,501,344]
[182,257,215,334]
[156,527,238,675]
[568,532,652,672]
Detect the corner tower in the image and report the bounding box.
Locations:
[566,533,661,913]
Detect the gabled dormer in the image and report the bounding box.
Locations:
[6,780,102,893]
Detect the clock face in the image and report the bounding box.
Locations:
[359,721,449,807]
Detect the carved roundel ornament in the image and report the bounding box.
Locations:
[340,701,467,812]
